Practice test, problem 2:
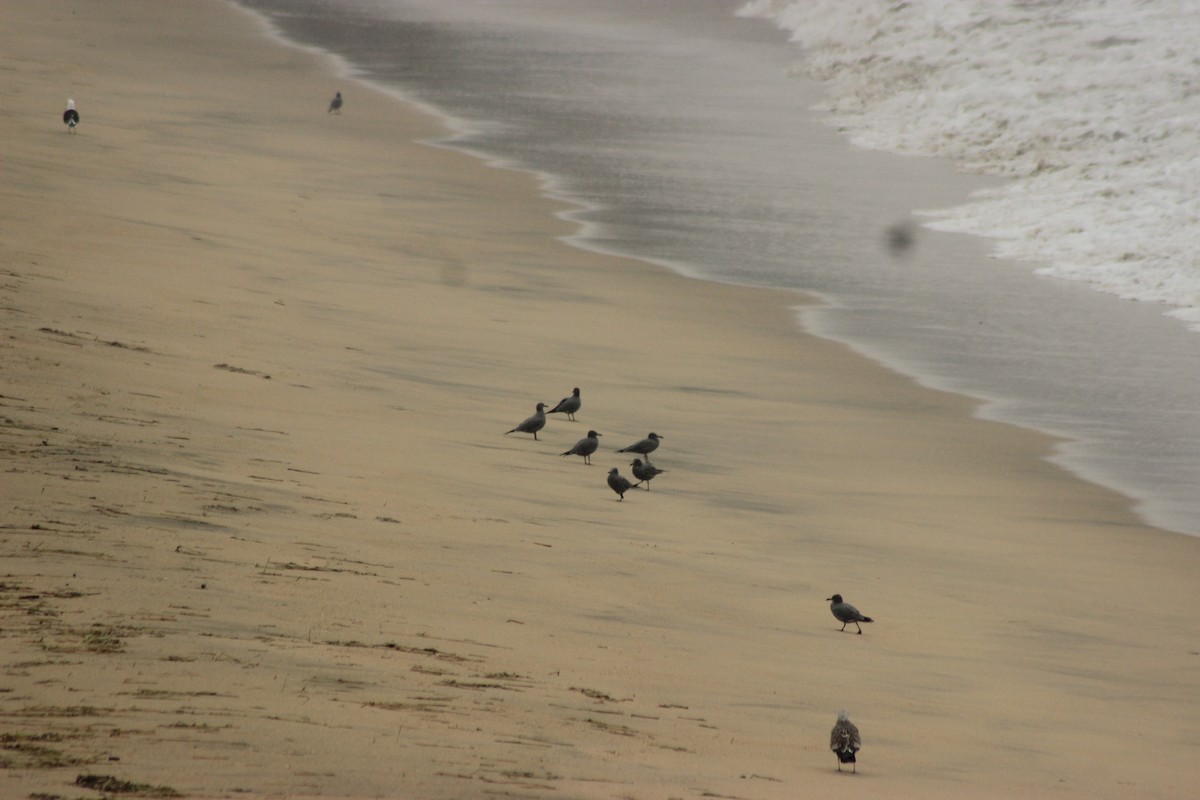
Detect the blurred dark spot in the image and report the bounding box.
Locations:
[884,221,917,257]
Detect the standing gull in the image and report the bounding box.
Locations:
[547,387,581,421]
[63,99,79,133]
[827,594,873,634]
[629,458,664,490]
[505,402,548,441]
[830,711,862,773]
[327,91,343,114]
[607,468,637,501]
[617,432,663,462]
[561,430,601,464]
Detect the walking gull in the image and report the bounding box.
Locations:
[505,402,548,441]
[327,91,343,114]
[629,458,664,490]
[63,99,79,133]
[617,432,663,461]
[561,430,601,464]
[827,594,873,634]
[830,711,862,773]
[607,468,637,501]
[547,387,581,421]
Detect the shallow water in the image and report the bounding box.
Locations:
[746,0,1200,330]
[236,0,1200,537]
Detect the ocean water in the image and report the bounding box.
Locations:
[234,0,1200,537]
[745,0,1200,329]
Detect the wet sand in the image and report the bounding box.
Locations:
[2,1,1198,798]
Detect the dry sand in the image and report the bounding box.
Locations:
[2,1,1199,798]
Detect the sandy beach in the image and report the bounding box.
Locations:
[3,1,1199,798]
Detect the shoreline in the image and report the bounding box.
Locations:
[2,1,1198,798]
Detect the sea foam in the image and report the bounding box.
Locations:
[740,0,1200,330]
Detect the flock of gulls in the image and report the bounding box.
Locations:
[504,388,666,501]
[62,85,871,776]
[506,391,872,771]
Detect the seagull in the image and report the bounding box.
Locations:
[328,91,343,114]
[617,432,662,461]
[827,594,873,634]
[629,458,664,490]
[505,402,548,440]
[63,99,79,133]
[547,387,581,421]
[607,468,637,501]
[561,430,601,464]
[830,711,862,773]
